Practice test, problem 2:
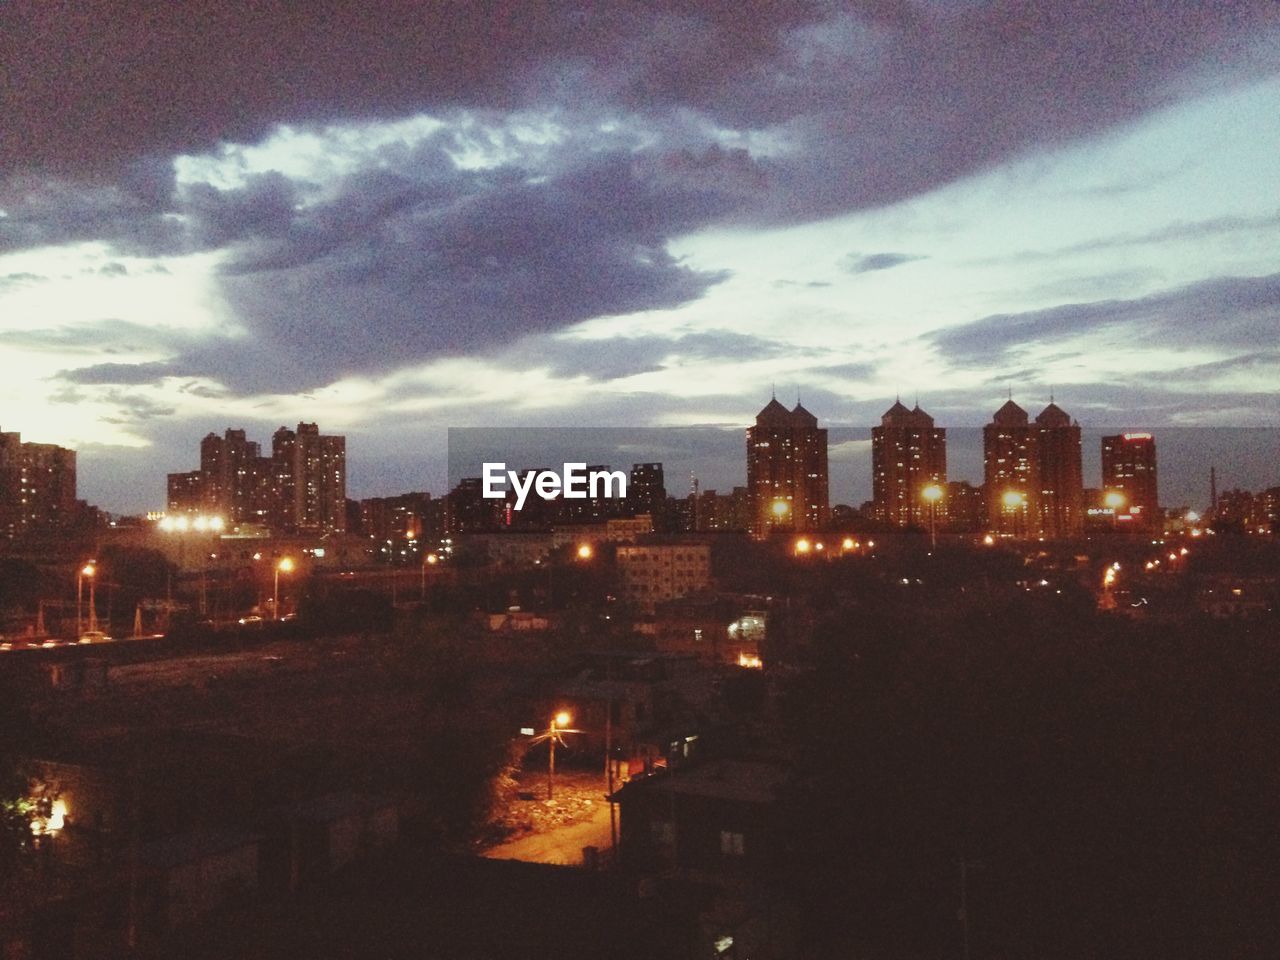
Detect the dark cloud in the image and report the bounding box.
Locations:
[58,361,178,386]
[3,0,1279,464]
[843,252,927,274]
[184,149,735,391]
[932,272,1280,367]
[5,2,1276,212]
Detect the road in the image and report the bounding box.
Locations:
[483,800,616,867]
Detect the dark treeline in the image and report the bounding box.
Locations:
[780,591,1280,959]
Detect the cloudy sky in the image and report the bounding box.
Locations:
[3,1,1279,513]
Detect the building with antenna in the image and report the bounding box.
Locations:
[746,395,828,538]
[982,398,1084,538]
[871,399,947,528]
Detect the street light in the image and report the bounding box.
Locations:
[77,562,97,638]
[1104,490,1126,530]
[1002,490,1027,538]
[547,710,575,800]
[420,552,438,600]
[922,483,944,550]
[273,557,295,621]
[576,543,593,561]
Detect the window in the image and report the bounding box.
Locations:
[719,830,745,856]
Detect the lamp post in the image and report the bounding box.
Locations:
[77,562,96,638]
[273,557,294,621]
[922,483,944,550]
[420,551,438,601]
[547,710,573,800]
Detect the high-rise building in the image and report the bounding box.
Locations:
[628,463,666,516]
[746,397,828,538]
[1035,403,1084,539]
[167,470,205,514]
[167,423,346,534]
[194,428,274,522]
[1101,433,1158,528]
[0,428,77,539]
[983,399,1083,538]
[272,423,347,534]
[871,400,947,528]
[983,400,1036,536]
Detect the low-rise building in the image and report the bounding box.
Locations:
[617,543,712,611]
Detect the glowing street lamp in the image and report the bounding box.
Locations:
[1104,490,1126,530]
[922,483,944,550]
[420,552,438,600]
[576,543,593,560]
[1002,489,1027,538]
[794,537,812,555]
[77,562,97,637]
[547,710,575,800]
[770,498,790,519]
[273,557,295,620]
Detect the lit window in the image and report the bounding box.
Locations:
[720,830,745,856]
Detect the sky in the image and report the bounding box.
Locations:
[2,1,1279,514]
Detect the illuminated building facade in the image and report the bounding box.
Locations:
[616,543,712,611]
[0,428,77,539]
[628,463,666,515]
[1035,403,1084,539]
[983,400,1084,538]
[746,397,829,538]
[272,423,347,534]
[871,400,947,528]
[1101,433,1158,528]
[167,423,347,534]
[983,400,1036,536]
[358,491,435,543]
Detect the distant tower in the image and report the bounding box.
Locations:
[983,399,1035,536]
[1102,433,1158,528]
[1034,402,1083,539]
[871,399,947,527]
[628,463,665,515]
[746,397,829,538]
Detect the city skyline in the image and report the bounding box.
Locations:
[5,412,1280,519]
[2,4,1279,515]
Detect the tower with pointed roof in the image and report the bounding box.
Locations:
[872,399,947,528]
[746,396,829,538]
[982,398,1084,538]
[1035,402,1084,538]
[983,399,1035,535]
